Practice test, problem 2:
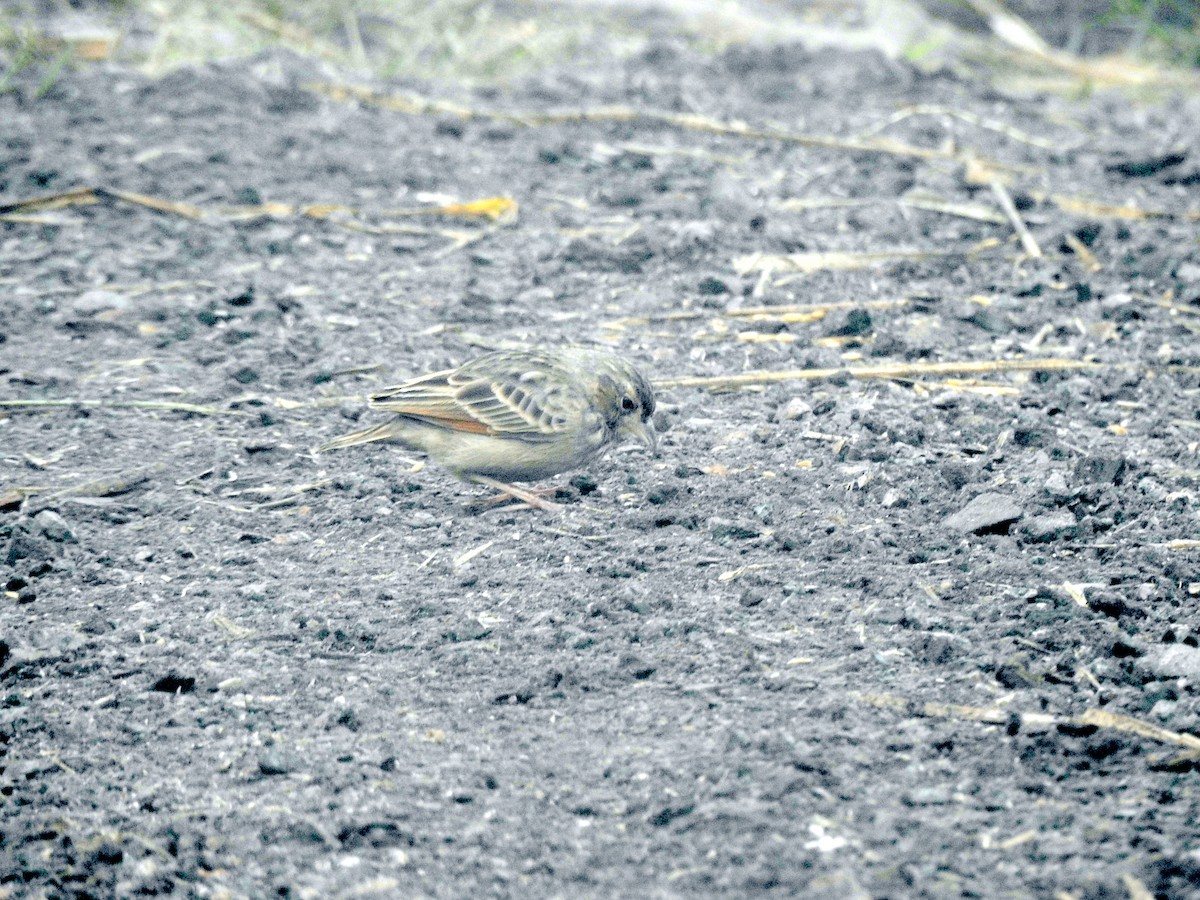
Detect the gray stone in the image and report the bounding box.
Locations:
[776,398,812,421]
[913,631,972,664]
[1151,699,1178,719]
[444,617,492,643]
[1021,510,1079,543]
[1075,455,1126,485]
[944,493,1022,533]
[1143,645,1200,678]
[1043,471,1070,500]
[5,530,50,568]
[71,290,129,316]
[258,752,292,776]
[710,518,761,541]
[34,510,76,543]
[905,786,951,806]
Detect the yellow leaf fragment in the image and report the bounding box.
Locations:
[436,196,519,223]
[303,204,355,219]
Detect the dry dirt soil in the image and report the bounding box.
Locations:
[3,32,1200,900]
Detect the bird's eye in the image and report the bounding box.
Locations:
[621,396,638,412]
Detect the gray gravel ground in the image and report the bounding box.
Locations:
[3,28,1200,899]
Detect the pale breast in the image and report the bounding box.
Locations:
[402,423,600,482]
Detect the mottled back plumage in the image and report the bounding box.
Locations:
[317,347,657,496]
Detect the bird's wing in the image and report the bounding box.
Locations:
[369,355,584,440]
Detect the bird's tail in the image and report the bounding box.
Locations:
[315,421,406,453]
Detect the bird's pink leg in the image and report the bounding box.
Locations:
[468,475,562,512]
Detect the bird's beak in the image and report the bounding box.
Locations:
[618,418,658,455]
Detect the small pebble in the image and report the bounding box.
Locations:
[71,290,129,316]
[258,752,291,776]
[1021,511,1079,543]
[1044,471,1070,500]
[34,510,76,543]
[776,398,812,421]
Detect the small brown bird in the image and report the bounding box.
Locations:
[317,347,657,509]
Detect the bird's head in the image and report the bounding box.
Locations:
[591,352,657,454]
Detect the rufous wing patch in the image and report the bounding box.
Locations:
[397,408,498,435]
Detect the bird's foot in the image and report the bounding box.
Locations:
[468,476,562,513]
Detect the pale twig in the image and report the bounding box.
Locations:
[899,194,1010,224]
[654,358,1099,391]
[776,194,1010,225]
[98,188,205,219]
[961,0,1192,88]
[237,9,342,61]
[733,239,1003,276]
[1040,192,1195,221]
[989,180,1042,258]
[1062,233,1101,272]
[19,463,169,513]
[725,299,911,318]
[613,141,748,167]
[857,691,1200,751]
[858,104,1064,150]
[0,398,233,415]
[0,187,99,214]
[305,83,995,164]
[250,480,334,511]
[0,212,75,225]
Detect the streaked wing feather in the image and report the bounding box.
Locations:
[369,368,487,433]
[454,379,567,436]
[367,356,580,440]
[369,368,458,404]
